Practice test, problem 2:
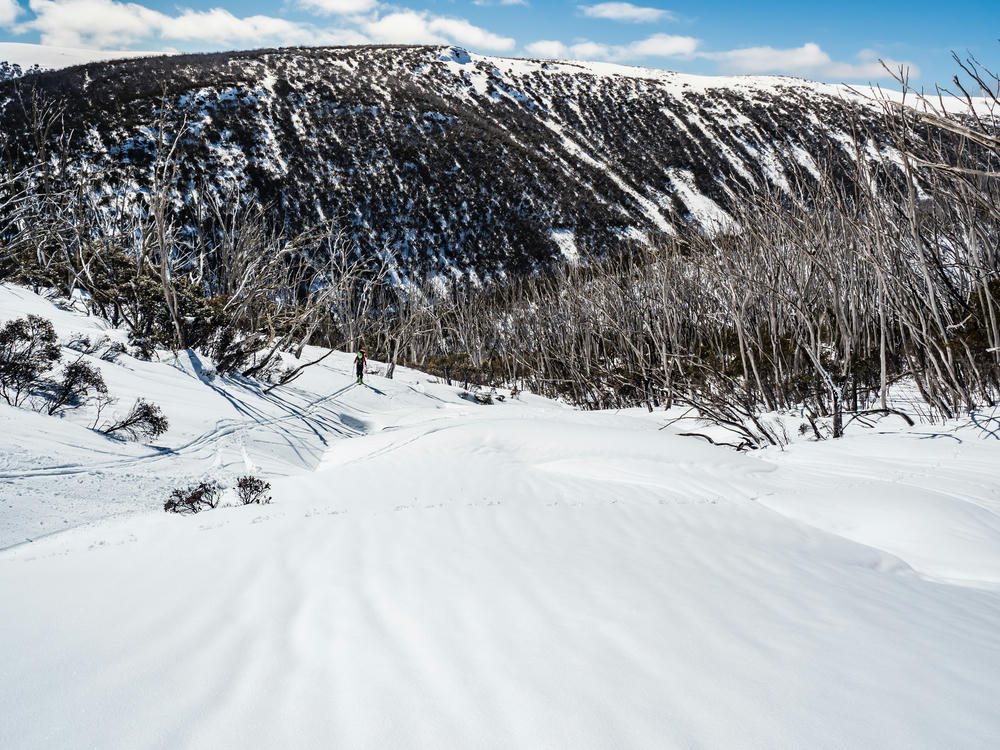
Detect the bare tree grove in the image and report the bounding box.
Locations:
[1,56,998,443]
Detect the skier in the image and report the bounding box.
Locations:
[355,349,367,384]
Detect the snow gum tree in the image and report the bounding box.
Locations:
[0,314,60,406]
[45,357,108,416]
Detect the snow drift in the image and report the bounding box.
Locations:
[1,284,999,749]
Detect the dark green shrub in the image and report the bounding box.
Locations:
[102,398,169,440]
[0,315,61,406]
[46,357,108,415]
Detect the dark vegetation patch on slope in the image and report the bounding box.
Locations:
[0,44,895,278]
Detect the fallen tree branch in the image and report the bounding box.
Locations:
[842,408,915,431]
[676,432,752,451]
[263,348,336,394]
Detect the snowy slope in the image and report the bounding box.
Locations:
[0,42,158,72]
[2,284,1000,749]
[0,282,477,545]
[0,44,926,279]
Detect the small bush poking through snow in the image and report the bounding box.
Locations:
[100,341,128,363]
[128,334,156,361]
[65,333,102,355]
[461,391,493,405]
[236,476,272,505]
[0,315,61,406]
[46,357,108,415]
[102,398,169,441]
[164,481,221,514]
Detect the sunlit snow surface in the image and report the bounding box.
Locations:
[0,42,159,72]
[1,284,999,749]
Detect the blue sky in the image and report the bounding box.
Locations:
[0,0,995,85]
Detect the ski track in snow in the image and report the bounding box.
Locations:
[0,381,363,482]
[2,285,1000,749]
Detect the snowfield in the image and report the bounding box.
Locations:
[0,42,161,72]
[2,284,1000,749]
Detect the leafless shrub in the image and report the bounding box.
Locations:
[164,481,221,514]
[461,390,493,405]
[65,333,108,355]
[236,475,272,505]
[100,341,128,362]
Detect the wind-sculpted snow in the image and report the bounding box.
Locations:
[0,45,900,279]
[2,283,1000,748]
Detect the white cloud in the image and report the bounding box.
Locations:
[26,0,165,47]
[23,0,318,48]
[526,33,696,61]
[363,11,447,46]
[706,42,919,80]
[364,11,515,51]
[707,42,828,74]
[567,41,612,59]
[526,37,914,80]
[10,0,914,85]
[628,32,696,57]
[18,0,515,55]
[825,49,918,80]
[0,0,21,27]
[312,27,370,46]
[524,40,614,60]
[524,39,567,58]
[160,9,316,45]
[473,0,528,6]
[579,3,672,23]
[296,0,377,16]
[429,17,515,51]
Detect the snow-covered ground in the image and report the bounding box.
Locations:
[0,42,159,72]
[2,284,1000,749]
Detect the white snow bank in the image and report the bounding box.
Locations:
[0,284,478,546]
[0,42,161,71]
[759,430,1000,587]
[549,228,580,261]
[1,283,1000,749]
[667,167,738,233]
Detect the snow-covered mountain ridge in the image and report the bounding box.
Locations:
[0,44,910,278]
[0,42,157,78]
